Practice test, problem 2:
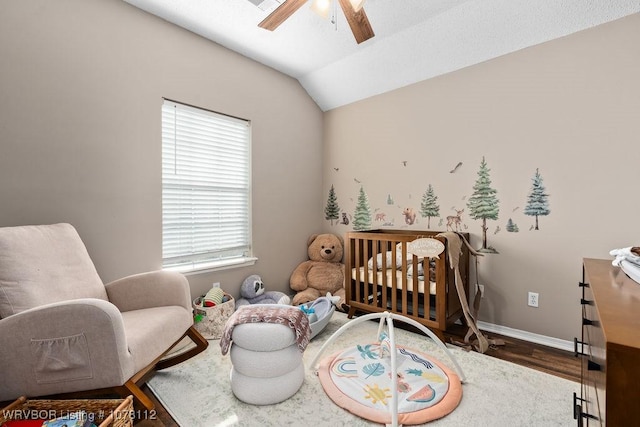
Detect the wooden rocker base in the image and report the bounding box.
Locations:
[156,326,209,370]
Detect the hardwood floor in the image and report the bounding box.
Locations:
[133,323,581,426]
[443,323,581,383]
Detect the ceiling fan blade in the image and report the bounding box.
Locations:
[337,0,374,44]
[258,0,307,31]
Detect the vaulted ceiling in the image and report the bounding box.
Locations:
[123,0,640,111]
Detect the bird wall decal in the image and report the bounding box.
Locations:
[449,162,463,173]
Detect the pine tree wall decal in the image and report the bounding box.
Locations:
[324,185,340,225]
[524,168,550,230]
[353,186,372,231]
[467,156,500,253]
[420,184,440,229]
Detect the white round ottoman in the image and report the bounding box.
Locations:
[222,305,311,405]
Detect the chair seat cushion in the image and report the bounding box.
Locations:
[120,306,192,372]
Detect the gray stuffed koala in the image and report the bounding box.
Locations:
[236,274,291,306]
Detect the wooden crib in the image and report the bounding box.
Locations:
[345,229,470,340]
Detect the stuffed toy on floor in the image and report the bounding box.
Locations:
[236,274,291,306]
[290,233,346,309]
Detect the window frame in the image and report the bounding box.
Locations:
[161,98,255,274]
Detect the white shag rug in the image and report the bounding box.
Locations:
[148,312,579,426]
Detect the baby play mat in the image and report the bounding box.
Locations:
[313,313,463,426]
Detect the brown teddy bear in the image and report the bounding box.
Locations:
[290,233,346,309]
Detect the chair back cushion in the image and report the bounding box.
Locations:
[0,223,108,318]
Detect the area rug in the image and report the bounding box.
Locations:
[148,312,579,426]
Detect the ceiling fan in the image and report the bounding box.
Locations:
[258,0,375,44]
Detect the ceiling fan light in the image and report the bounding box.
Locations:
[348,0,365,12]
[310,0,332,19]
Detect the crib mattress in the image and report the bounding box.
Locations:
[352,267,436,295]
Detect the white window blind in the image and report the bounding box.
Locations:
[162,99,252,272]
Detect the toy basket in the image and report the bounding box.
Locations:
[0,395,134,427]
[193,293,235,339]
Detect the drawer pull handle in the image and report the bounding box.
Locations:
[573,393,598,423]
[578,281,589,288]
[573,337,587,357]
[573,393,585,419]
[580,298,593,306]
[587,359,602,371]
[581,318,598,326]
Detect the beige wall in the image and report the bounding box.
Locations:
[0,0,324,299]
[323,13,640,342]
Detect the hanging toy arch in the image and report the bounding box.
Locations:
[310,312,465,426]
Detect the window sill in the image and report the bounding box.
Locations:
[164,257,258,275]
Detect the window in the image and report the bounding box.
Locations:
[161,99,253,272]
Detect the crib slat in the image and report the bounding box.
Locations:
[362,240,370,306]
[411,255,419,316]
[423,258,431,320]
[400,241,408,316]
[354,238,362,304]
[391,240,399,313]
[379,239,388,309]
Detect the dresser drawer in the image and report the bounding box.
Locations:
[583,378,602,426]
[580,334,604,424]
[580,350,604,425]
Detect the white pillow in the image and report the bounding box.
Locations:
[367,243,410,269]
[407,262,425,277]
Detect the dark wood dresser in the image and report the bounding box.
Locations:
[575,258,640,426]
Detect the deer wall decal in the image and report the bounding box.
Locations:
[446,209,464,232]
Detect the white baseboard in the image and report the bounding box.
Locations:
[477,320,574,353]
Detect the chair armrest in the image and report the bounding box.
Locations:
[105,270,191,313]
[0,299,134,401]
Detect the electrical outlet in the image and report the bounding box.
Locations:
[528,292,539,307]
[212,282,220,288]
[477,284,485,298]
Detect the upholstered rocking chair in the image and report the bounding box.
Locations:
[0,223,208,410]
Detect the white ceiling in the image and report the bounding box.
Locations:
[123,0,640,111]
